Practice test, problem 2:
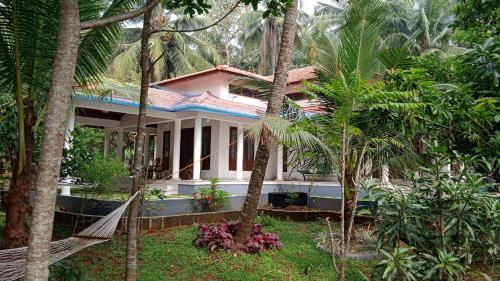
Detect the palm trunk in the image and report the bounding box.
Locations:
[25,1,81,280]
[344,143,367,245]
[343,172,357,241]
[3,112,34,248]
[125,7,152,281]
[234,0,298,244]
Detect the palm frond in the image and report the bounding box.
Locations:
[245,115,333,160]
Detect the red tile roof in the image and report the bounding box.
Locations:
[294,99,326,114]
[154,65,272,87]
[147,87,265,116]
[153,65,316,87]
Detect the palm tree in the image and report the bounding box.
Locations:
[237,1,317,74]
[305,2,425,279]
[125,8,152,280]
[0,0,128,248]
[405,0,455,53]
[109,7,223,83]
[197,0,250,66]
[234,0,298,244]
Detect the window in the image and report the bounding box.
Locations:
[229,127,255,171]
[243,137,254,171]
[229,84,259,98]
[162,131,170,170]
[286,92,306,101]
[229,127,237,170]
[201,126,211,170]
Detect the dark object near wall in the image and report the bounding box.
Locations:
[268,192,308,208]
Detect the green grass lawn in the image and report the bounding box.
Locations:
[0,210,374,280]
[71,219,376,281]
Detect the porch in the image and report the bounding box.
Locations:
[70,94,295,186]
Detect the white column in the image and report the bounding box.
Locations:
[103,130,111,158]
[117,128,124,161]
[381,164,389,185]
[172,119,181,179]
[236,126,244,180]
[64,104,75,149]
[144,133,150,167]
[193,116,202,180]
[153,135,158,160]
[276,145,283,181]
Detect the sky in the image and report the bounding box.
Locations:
[124,0,323,27]
[301,0,321,15]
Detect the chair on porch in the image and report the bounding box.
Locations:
[152,158,164,179]
[180,159,193,180]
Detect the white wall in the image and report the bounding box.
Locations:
[162,72,269,108]
[164,72,229,98]
[217,120,277,180]
[156,118,222,179]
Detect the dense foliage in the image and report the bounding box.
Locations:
[368,145,499,280]
[80,156,129,195]
[61,126,105,179]
[193,220,283,253]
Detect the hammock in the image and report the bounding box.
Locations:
[0,130,249,281]
[0,191,139,281]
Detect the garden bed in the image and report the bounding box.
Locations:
[259,207,373,223]
[69,219,377,280]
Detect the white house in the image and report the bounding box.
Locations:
[70,65,337,193]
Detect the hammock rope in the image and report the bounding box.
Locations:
[0,191,139,281]
[0,128,253,281]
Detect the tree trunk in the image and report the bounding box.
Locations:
[25,1,80,280]
[3,111,35,249]
[125,7,152,281]
[343,172,357,242]
[234,0,298,245]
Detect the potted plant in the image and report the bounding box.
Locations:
[192,178,229,212]
[268,191,308,208]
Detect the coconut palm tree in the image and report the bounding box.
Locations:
[405,0,455,53]
[0,0,129,248]
[305,2,425,279]
[109,7,223,83]
[234,0,298,244]
[237,0,319,74]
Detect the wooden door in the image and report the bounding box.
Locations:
[180,128,194,179]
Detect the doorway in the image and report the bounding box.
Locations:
[180,128,194,179]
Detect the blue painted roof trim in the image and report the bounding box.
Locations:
[73,94,258,119]
[170,104,258,119]
[73,94,170,112]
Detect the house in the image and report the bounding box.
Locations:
[70,65,338,194]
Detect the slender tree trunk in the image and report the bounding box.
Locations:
[234,0,298,244]
[125,7,152,281]
[3,112,35,248]
[343,172,357,241]
[25,1,80,280]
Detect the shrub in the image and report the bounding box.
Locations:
[81,156,129,195]
[192,177,229,211]
[49,259,86,281]
[369,145,499,280]
[61,126,104,178]
[193,220,283,254]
